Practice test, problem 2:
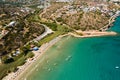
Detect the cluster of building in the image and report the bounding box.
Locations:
[51,2,120,19]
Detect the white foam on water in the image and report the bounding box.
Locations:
[115,66,119,69]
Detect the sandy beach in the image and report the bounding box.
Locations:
[2,30,117,80]
[2,34,65,80]
[69,30,117,38]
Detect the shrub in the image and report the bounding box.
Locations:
[4,58,14,64]
[41,22,58,31]
[25,52,34,59]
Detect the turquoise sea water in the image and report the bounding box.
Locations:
[24,16,120,80]
[108,16,120,33]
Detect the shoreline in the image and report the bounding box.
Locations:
[68,30,117,38]
[99,12,119,31]
[2,31,117,80]
[16,36,63,80]
[2,2,120,79]
[2,35,65,80]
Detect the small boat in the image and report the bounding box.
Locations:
[65,56,72,61]
[115,66,119,69]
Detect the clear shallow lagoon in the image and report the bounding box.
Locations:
[24,16,120,80]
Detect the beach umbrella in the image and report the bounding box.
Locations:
[33,47,39,51]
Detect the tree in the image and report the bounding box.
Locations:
[21,45,30,56]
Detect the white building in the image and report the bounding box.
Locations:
[7,21,16,27]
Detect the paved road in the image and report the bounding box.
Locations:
[33,24,53,41]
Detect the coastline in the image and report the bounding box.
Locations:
[2,34,66,80]
[2,30,117,80]
[99,12,119,31]
[1,2,120,80]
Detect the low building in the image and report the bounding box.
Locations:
[7,21,16,27]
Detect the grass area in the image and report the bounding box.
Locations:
[28,4,40,9]
[39,22,72,45]
[39,31,66,45]
[40,22,58,31]
[27,14,41,22]
[26,9,42,22]
[0,52,34,79]
[41,22,72,31]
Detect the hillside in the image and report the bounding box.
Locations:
[60,11,109,30]
[0,21,45,56]
[41,2,115,31]
[0,4,45,56]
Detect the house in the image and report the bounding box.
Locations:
[83,8,89,12]
[13,50,20,56]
